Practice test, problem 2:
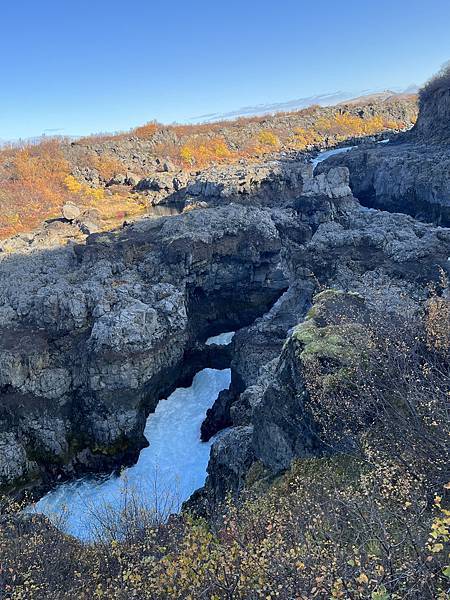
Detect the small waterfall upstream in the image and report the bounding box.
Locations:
[311,145,355,171]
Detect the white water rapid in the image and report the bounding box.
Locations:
[32,333,233,540]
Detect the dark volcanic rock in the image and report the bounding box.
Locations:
[315,76,450,226]
[201,388,235,442]
[317,143,450,226]
[0,205,288,490]
[203,195,450,505]
[206,426,254,504]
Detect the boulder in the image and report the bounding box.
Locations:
[76,208,102,234]
[62,203,81,221]
[125,171,141,186]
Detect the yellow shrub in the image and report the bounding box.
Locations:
[258,130,280,148]
[290,127,320,149]
[64,175,105,201]
[180,137,233,167]
[315,112,404,140]
[180,145,194,164]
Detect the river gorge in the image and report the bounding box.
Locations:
[32,332,234,539]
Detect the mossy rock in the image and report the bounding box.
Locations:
[293,319,364,364]
[290,288,369,388]
[307,289,364,320]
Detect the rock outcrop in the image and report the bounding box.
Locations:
[315,68,450,226]
[203,196,450,505]
[0,80,447,508]
[0,205,288,491]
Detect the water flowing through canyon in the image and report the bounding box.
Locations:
[311,145,355,171]
[32,333,234,540]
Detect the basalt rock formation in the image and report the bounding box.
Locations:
[200,79,450,502]
[202,199,450,506]
[0,205,288,491]
[0,80,447,507]
[315,67,450,226]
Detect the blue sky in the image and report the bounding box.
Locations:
[1,0,450,139]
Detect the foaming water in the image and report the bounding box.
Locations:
[205,331,235,345]
[32,367,231,540]
[311,145,355,170]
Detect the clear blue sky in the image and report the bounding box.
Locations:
[1,0,450,140]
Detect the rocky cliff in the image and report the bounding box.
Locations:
[413,64,450,143]
[0,206,287,490]
[315,66,450,226]
[202,199,450,505]
[0,81,447,506]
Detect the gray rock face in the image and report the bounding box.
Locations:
[302,166,352,198]
[203,193,450,505]
[0,205,287,490]
[182,159,311,208]
[315,78,450,226]
[206,426,254,504]
[131,157,312,210]
[317,143,450,226]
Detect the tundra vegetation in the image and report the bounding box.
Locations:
[0,284,448,599]
[0,98,415,239]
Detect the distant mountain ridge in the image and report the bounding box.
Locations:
[190,85,420,123]
[1,87,420,145]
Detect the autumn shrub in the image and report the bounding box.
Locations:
[314,113,404,141]
[426,272,450,351]
[179,136,234,167]
[257,129,281,150]
[11,140,69,201]
[132,120,160,139]
[64,174,105,201]
[90,155,125,181]
[1,461,448,598]
[0,140,72,237]
[300,287,449,492]
[289,126,321,149]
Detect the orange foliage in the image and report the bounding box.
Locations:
[12,140,69,199]
[132,121,160,139]
[0,140,71,237]
[0,140,125,239]
[0,100,416,239]
[90,154,125,180]
[179,136,234,166]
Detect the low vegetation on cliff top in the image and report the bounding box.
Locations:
[0,96,416,239]
[419,61,450,103]
[1,285,448,599]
